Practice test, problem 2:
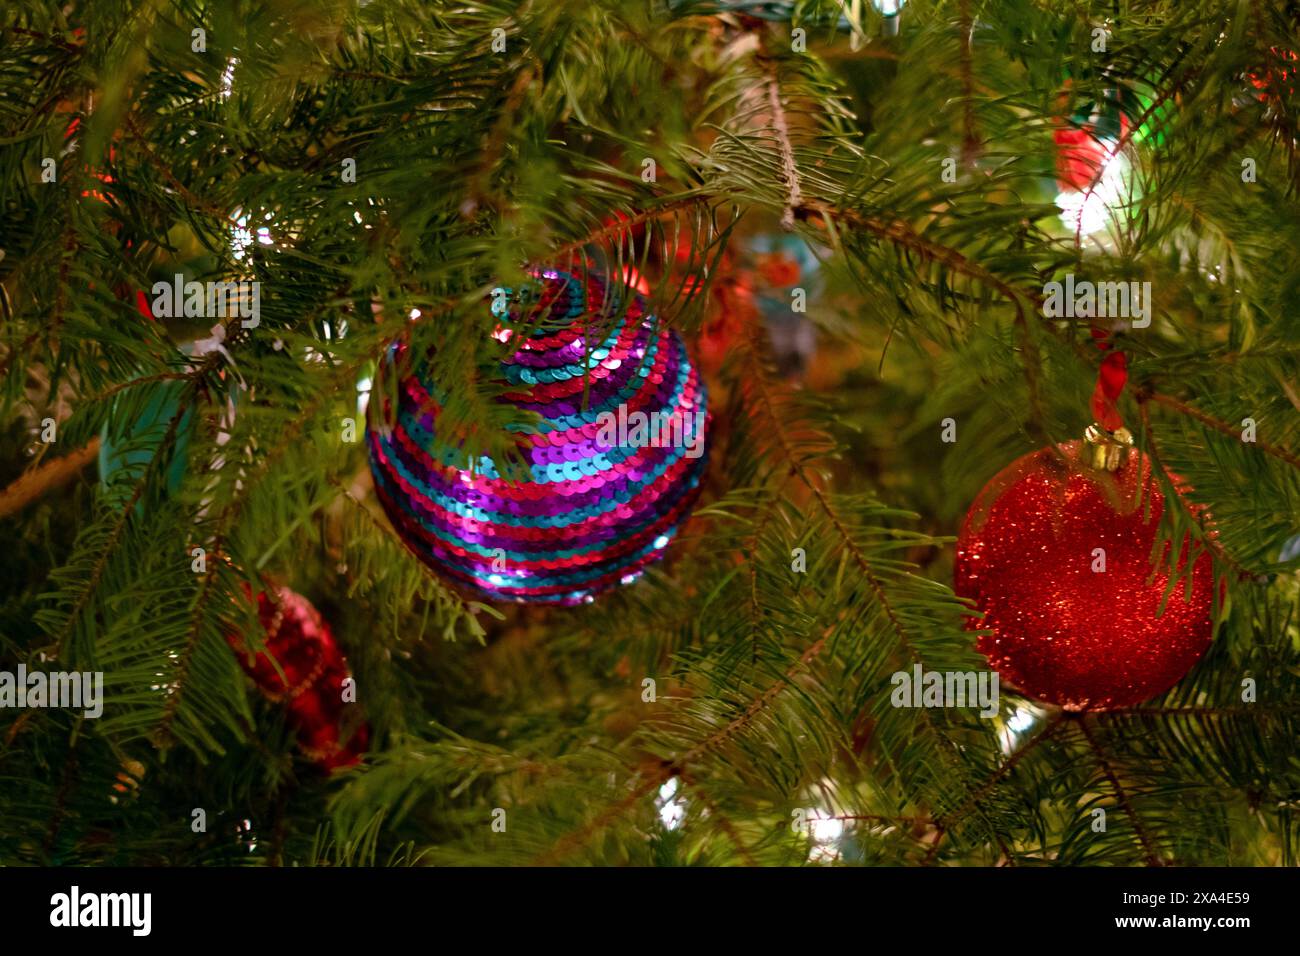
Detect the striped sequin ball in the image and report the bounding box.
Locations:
[367,269,709,604]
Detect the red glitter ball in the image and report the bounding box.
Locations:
[227,587,368,770]
[955,442,1215,710]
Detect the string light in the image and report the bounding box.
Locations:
[657,778,685,831]
[220,58,238,100]
[1056,149,1133,237]
[999,703,1043,754]
[805,809,845,863]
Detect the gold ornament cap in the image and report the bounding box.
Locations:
[1082,423,1133,472]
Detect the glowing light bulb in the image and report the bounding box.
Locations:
[1056,149,1132,237]
[356,376,372,417]
[220,58,238,99]
[999,703,1043,754]
[657,778,685,830]
[806,809,845,863]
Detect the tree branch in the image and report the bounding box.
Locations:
[0,438,99,521]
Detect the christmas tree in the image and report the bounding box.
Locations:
[2,0,1299,869]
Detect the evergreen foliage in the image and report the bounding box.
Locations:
[1,0,1298,866]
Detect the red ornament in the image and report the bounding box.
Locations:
[755,250,802,287]
[135,289,155,321]
[1247,47,1298,101]
[1052,87,1130,193]
[955,441,1214,710]
[1053,121,1126,193]
[227,587,368,770]
[62,114,117,204]
[698,266,758,372]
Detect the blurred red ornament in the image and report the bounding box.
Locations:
[698,268,758,371]
[63,112,155,325]
[602,210,649,251]
[620,264,651,295]
[1247,47,1298,100]
[599,210,707,298]
[227,586,368,771]
[955,440,1214,710]
[62,115,116,203]
[756,251,802,287]
[1053,86,1130,193]
[1054,121,1127,193]
[135,289,154,321]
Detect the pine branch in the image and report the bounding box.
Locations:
[1141,388,1300,472]
[1137,400,1254,579]
[675,774,761,866]
[532,627,832,865]
[150,532,225,752]
[758,51,801,229]
[546,195,711,265]
[46,397,188,652]
[931,712,1066,837]
[1076,717,1164,866]
[738,329,1009,860]
[957,0,979,164]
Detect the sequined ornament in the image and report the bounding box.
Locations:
[227,587,368,771]
[955,437,1214,710]
[367,269,709,604]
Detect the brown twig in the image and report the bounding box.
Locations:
[464,61,538,214]
[1140,389,1300,472]
[745,490,784,664]
[0,438,100,521]
[42,734,80,863]
[534,631,832,865]
[123,114,244,229]
[151,534,224,751]
[48,406,187,654]
[921,825,947,864]
[547,195,710,267]
[792,201,1055,442]
[1137,401,1255,581]
[740,331,1010,859]
[678,776,761,866]
[7,27,83,54]
[793,201,1044,316]
[1076,717,1163,866]
[760,55,802,229]
[935,711,1067,832]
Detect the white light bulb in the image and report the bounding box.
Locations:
[1056,148,1132,237]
